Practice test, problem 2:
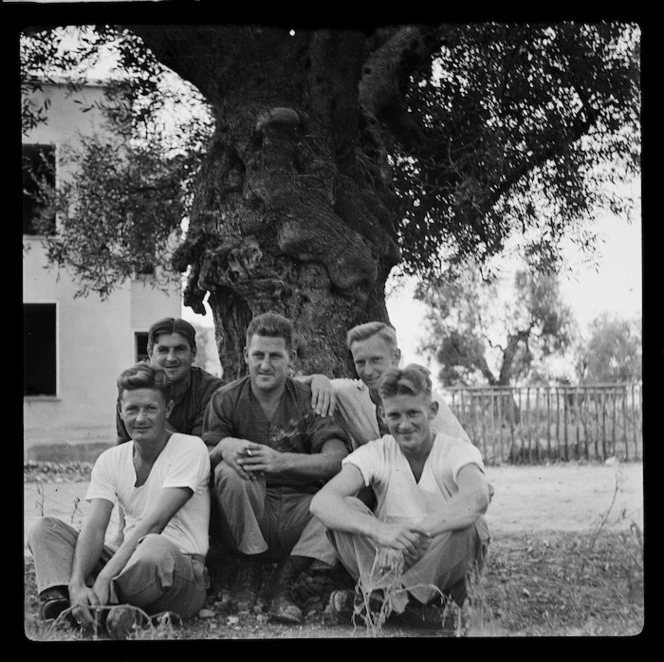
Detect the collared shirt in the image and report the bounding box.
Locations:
[202,376,352,492]
[116,365,226,444]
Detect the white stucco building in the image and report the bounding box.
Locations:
[23,80,182,461]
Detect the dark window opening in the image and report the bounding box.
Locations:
[135,332,149,363]
[23,143,56,236]
[24,303,57,396]
[136,263,155,276]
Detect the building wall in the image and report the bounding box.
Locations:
[23,82,181,460]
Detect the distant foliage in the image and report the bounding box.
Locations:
[576,313,642,383]
[416,265,578,387]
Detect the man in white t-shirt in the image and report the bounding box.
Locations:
[27,364,211,638]
[310,363,491,621]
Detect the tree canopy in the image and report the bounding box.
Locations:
[19,19,641,378]
[416,266,578,387]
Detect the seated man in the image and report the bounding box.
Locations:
[310,364,491,621]
[27,364,211,639]
[202,312,352,625]
[305,321,469,449]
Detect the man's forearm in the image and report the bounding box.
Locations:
[310,491,382,539]
[278,447,346,481]
[417,491,489,537]
[69,527,106,590]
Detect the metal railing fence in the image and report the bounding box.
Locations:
[446,383,643,465]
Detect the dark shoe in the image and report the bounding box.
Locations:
[39,586,70,621]
[231,555,262,613]
[267,556,312,625]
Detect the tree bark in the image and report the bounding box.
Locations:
[128,26,439,380]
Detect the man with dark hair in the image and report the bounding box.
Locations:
[27,364,211,639]
[116,317,225,444]
[310,364,491,623]
[202,311,352,625]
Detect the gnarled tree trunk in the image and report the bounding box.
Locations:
[130,25,441,379]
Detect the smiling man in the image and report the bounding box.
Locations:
[27,364,211,639]
[310,364,491,623]
[302,322,469,450]
[115,317,226,444]
[202,312,352,625]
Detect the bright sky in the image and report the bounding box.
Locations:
[386,211,642,369]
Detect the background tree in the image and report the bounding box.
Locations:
[575,313,642,383]
[19,17,640,379]
[416,266,578,388]
[191,323,223,378]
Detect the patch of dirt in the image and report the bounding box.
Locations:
[484,460,643,532]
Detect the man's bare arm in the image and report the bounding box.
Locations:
[237,438,348,481]
[416,464,490,536]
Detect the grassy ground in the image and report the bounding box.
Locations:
[23,462,645,640]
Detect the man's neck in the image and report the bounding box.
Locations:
[133,430,171,465]
[401,432,435,465]
[250,380,287,419]
[368,388,381,406]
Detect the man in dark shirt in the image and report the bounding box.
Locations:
[202,312,351,625]
[116,317,225,444]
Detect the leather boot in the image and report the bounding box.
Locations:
[230,554,262,613]
[267,555,312,625]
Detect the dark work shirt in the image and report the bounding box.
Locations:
[202,376,352,492]
[116,365,226,444]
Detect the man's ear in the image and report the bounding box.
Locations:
[243,346,249,364]
[377,405,386,423]
[165,399,175,419]
[429,399,439,420]
[392,347,402,367]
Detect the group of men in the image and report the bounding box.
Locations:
[27,311,491,637]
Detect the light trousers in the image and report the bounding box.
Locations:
[327,497,490,612]
[213,461,337,565]
[27,516,207,619]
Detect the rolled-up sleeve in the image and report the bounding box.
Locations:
[306,412,353,454]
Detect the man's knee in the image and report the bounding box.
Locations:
[26,516,66,546]
[214,461,248,495]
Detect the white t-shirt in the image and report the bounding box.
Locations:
[342,431,485,524]
[86,433,211,556]
[332,378,470,449]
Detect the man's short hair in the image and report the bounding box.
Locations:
[147,317,197,354]
[378,364,433,402]
[117,363,172,403]
[346,321,398,350]
[246,312,294,350]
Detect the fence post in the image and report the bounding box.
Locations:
[563,387,569,461]
[546,387,551,460]
[622,384,629,461]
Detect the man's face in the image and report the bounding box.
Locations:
[119,388,174,445]
[350,335,400,393]
[244,334,292,393]
[379,392,438,455]
[148,332,195,385]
